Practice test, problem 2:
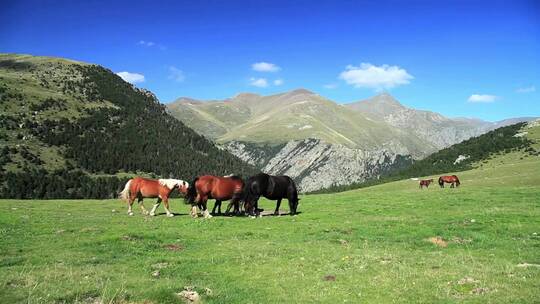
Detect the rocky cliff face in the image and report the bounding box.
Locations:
[223,139,412,192]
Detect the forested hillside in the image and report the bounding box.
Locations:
[310,121,538,193]
[0,54,256,199]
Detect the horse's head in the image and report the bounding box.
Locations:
[177,181,189,195]
[290,198,300,215]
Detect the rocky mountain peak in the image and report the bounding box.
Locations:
[368,92,405,108]
[234,92,261,99]
[287,88,315,95]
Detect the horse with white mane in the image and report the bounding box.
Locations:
[120,177,189,217]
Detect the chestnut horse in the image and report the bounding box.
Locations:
[419,179,434,189]
[184,175,244,218]
[120,177,189,217]
[438,175,461,188]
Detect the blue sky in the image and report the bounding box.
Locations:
[1,0,538,121]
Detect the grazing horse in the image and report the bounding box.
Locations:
[419,179,434,189]
[438,175,461,188]
[184,175,244,218]
[120,177,189,217]
[244,173,299,217]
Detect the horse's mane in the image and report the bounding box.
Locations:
[159,178,187,189]
[223,174,242,180]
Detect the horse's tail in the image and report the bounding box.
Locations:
[242,180,254,204]
[119,179,132,202]
[438,177,444,187]
[184,177,199,205]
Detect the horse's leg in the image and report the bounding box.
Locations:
[202,198,212,219]
[274,199,282,215]
[150,197,162,216]
[211,200,220,215]
[226,197,239,216]
[190,205,198,218]
[138,197,149,215]
[163,196,174,217]
[191,194,201,218]
[127,196,135,216]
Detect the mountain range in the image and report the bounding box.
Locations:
[168,90,535,191]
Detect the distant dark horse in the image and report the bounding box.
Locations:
[419,179,434,189]
[438,175,461,188]
[184,175,244,218]
[243,173,299,216]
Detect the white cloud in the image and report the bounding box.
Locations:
[323,83,337,89]
[516,86,536,93]
[273,79,284,86]
[252,62,281,72]
[138,40,155,47]
[249,77,268,87]
[168,66,185,83]
[467,94,498,103]
[116,71,145,84]
[339,63,413,90]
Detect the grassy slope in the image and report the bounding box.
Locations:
[1,147,539,303]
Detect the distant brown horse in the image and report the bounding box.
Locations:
[419,179,434,189]
[120,177,189,217]
[184,175,244,218]
[438,175,461,188]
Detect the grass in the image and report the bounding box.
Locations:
[1,152,539,303]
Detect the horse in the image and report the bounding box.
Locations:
[243,173,299,217]
[184,175,244,218]
[438,175,461,188]
[119,177,189,217]
[419,179,434,189]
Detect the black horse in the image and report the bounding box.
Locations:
[243,173,299,216]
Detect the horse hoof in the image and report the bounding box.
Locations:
[128,212,134,216]
[167,213,174,217]
[150,213,156,216]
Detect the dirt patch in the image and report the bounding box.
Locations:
[428,236,448,247]
[164,244,183,251]
[323,275,336,281]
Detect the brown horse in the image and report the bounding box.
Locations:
[184,175,244,218]
[438,175,461,188]
[120,177,189,217]
[419,179,434,189]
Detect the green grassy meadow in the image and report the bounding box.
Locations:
[1,152,539,303]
